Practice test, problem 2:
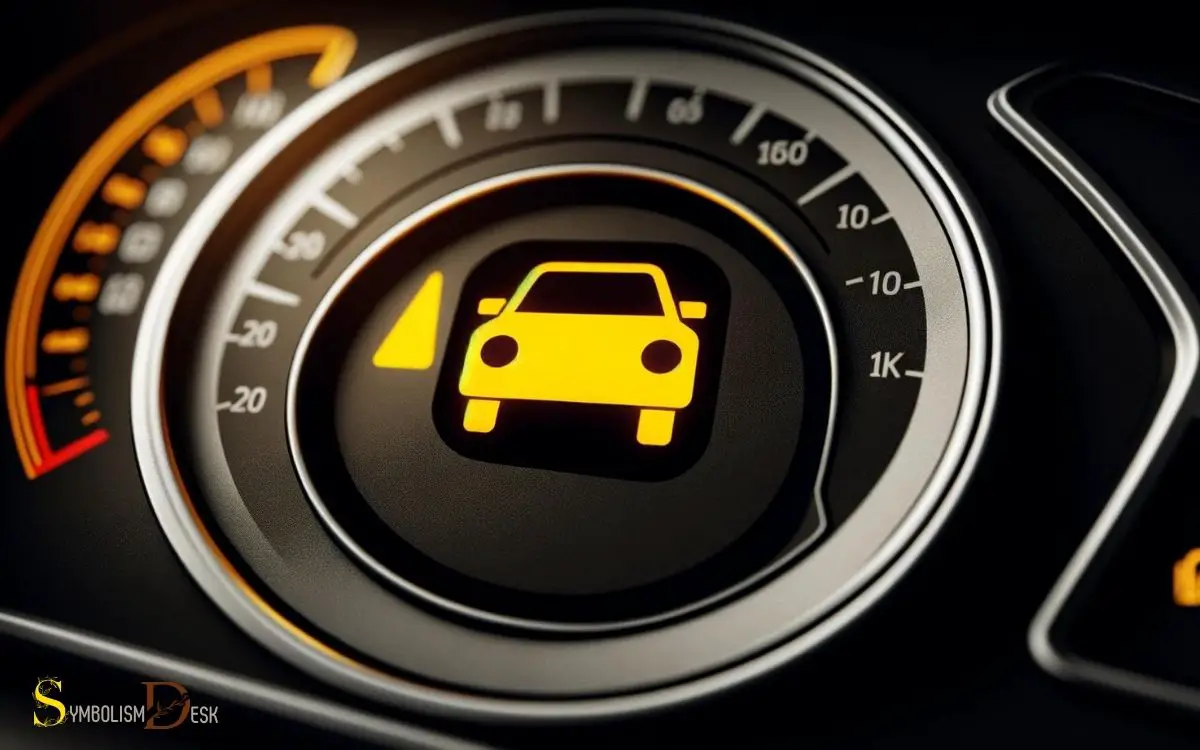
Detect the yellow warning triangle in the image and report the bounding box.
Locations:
[372,272,443,370]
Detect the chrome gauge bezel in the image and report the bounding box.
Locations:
[990,70,1200,711]
[130,10,1001,721]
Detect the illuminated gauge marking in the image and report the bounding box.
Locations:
[5,25,357,478]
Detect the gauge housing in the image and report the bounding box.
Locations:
[121,10,1001,721]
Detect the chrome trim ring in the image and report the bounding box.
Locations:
[990,69,1200,708]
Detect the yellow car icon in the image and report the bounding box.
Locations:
[457,261,708,446]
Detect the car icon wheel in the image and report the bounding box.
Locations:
[636,408,675,446]
[463,398,501,433]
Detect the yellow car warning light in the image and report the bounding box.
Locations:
[456,261,706,446]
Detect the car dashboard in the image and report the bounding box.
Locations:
[2,3,1200,748]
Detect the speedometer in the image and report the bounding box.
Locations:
[129,11,998,720]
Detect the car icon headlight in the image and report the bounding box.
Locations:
[641,340,682,373]
[480,334,518,367]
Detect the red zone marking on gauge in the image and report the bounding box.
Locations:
[24,385,110,474]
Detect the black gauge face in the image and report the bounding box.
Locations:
[122,13,996,720]
[291,172,829,620]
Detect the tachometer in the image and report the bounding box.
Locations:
[6,25,356,478]
[132,11,999,720]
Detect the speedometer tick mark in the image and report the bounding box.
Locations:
[246,280,300,307]
[730,103,766,145]
[436,110,463,148]
[543,80,560,124]
[844,276,865,286]
[383,132,404,152]
[311,192,358,228]
[870,211,893,225]
[340,165,363,185]
[903,280,922,290]
[796,164,856,206]
[41,376,89,396]
[904,370,924,379]
[215,401,232,412]
[803,130,819,143]
[625,77,649,121]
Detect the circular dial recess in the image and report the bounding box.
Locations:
[132,12,999,720]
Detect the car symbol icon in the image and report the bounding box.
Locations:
[457,261,708,446]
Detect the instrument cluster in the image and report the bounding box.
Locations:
[2,3,1198,747]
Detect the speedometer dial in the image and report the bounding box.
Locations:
[131,11,998,720]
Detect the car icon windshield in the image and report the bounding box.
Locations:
[514,270,665,315]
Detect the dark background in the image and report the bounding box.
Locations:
[3,1,1200,748]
